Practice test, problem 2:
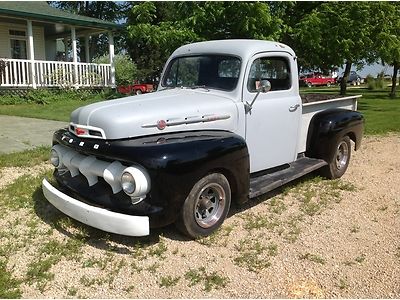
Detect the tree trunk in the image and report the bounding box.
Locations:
[390,61,399,98]
[340,61,352,95]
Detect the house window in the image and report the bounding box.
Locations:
[9,30,27,59]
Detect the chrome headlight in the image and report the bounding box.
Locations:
[120,166,150,203]
[121,172,136,195]
[50,149,60,168]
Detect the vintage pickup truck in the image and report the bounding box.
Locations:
[299,73,336,87]
[42,40,364,239]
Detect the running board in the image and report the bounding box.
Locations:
[249,157,327,198]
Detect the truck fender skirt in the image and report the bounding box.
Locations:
[53,129,250,227]
[306,108,364,159]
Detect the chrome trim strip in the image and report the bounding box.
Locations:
[141,114,231,128]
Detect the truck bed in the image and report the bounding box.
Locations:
[301,93,343,104]
[298,94,362,153]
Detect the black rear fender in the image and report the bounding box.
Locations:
[306,109,364,160]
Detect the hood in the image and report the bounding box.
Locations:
[70,89,239,140]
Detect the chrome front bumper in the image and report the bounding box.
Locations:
[42,179,150,236]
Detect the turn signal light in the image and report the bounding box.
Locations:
[75,128,87,135]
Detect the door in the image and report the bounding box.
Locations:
[244,53,301,173]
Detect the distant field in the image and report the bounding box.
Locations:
[300,86,400,135]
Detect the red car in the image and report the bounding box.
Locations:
[299,73,336,87]
[118,82,155,95]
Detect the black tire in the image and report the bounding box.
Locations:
[326,81,331,87]
[176,173,231,239]
[307,81,312,88]
[320,135,351,179]
[135,89,142,95]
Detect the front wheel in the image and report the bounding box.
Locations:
[320,136,351,179]
[307,81,312,88]
[135,89,142,95]
[176,173,231,239]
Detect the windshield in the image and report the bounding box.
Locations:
[161,55,241,91]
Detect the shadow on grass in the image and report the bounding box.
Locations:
[227,171,321,218]
[31,170,324,251]
[32,185,192,255]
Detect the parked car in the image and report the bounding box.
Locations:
[42,40,364,239]
[299,73,336,87]
[117,82,154,95]
[338,71,363,86]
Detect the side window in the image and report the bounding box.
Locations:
[247,56,291,92]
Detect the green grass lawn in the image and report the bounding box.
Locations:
[0,89,124,122]
[0,86,399,134]
[0,98,102,122]
[300,85,400,135]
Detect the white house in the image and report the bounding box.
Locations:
[0,1,119,89]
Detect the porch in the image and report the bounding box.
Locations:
[0,1,119,89]
[0,58,112,88]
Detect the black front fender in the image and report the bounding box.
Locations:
[53,129,250,227]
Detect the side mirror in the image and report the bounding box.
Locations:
[245,79,271,114]
[256,79,271,93]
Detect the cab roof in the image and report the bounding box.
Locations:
[171,39,296,61]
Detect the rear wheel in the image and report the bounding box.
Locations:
[176,173,231,239]
[326,81,331,87]
[320,136,351,179]
[135,89,142,95]
[307,81,312,88]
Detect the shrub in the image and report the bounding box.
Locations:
[366,74,385,90]
[93,54,137,86]
[0,89,119,105]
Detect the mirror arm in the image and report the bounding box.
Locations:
[245,91,261,114]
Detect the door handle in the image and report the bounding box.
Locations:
[289,104,300,112]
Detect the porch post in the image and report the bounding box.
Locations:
[71,26,78,88]
[108,31,116,87]
[84,34,90,63]
[27,20,36,89]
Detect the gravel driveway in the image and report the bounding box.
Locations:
[0,134,399,298]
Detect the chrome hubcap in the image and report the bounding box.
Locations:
[194,183,226,228]
[336,141,349,170]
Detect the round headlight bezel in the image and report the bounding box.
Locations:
[121,171,136,196]
[50,149,60,168]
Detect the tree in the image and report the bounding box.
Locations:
[125,2,198,82]
[49,1,127,58]
[125,2,283,82]
[94,54,137,86]
[370,2,400,98]
[293,2,375,95]
[176,2,282,41]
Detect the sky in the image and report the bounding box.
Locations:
[338,63,394,78]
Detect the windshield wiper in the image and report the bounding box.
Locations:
[189,85,210,92]
[158,86,176,91]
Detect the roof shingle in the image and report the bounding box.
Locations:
[0,1,119,30]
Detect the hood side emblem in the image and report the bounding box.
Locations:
[142,114,231,130]
[157,120,167,130]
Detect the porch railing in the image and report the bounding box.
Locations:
[0,58,112,88]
